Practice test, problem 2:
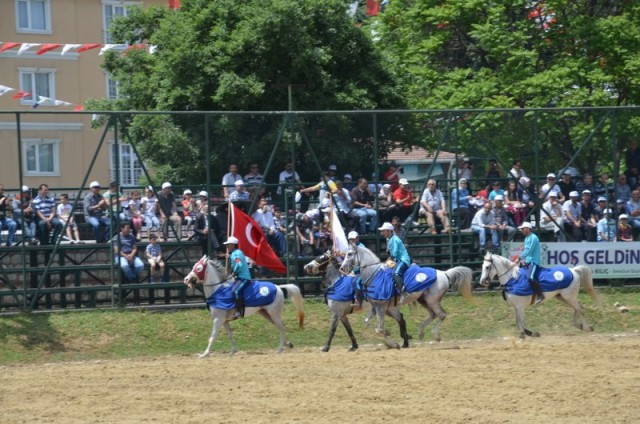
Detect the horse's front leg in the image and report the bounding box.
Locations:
[513,302,527,339]
[322,312,340,352]
[200,316,224,358]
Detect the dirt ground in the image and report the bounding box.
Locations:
[2,333,639,423]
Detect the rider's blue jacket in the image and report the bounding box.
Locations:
[520,233,541,266]
[386,234,411,267]
[230,249,252,280]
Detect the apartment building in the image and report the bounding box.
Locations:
[0,0,167,190]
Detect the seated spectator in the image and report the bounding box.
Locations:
[383,163,402,193]
[614,199,627,220]
[252,198,286,256]
[104,181,129,226]
[579,190,598,241]
[540,173,565,203]
[157,182,182,241]
[295,212,315,256]
[368,171,382,195]
[114,222,144,282]
[12,185,38,245]
[594,196,609,221]
[596,209,616,242]
[84,181,110,243]
[540,191,565,241]
[181,189,196,236]
[141,186,161,241]
[518,176,536,212]
[557,170,577,201]
[333,180,359,232]
[145,234,166,283]
[450,178,473,230]
[615,174,632,203]
[418,179,450,234]
[57,193,82,244]
[229,180,250,202]
[343,174,356,191]
[278,162,305,211]
[625,189,640,231]
[351,178,378,235]
[244,163,266,199]
[126,190,144,241]
[618,214,633,242]
[562,191,583,241]
[488,180,505,202]
[593,172,614,200]
[222,163,243,200]
[508,159,527,181]
[471,201,499,254]
[452,157,473,181]
[492,195,516,242]
[196,191,209,214]
[377,183,397,223]
[474,183,491,205]
[575,172,596,195]
[484,158,503,186]
[391,215,406,240]
[504,179,526,227]
[0,184,18,247]
[33,183,63,245]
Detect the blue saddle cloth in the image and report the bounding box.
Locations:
[365,264,437,301]
[505,267,574,296]
[206,281,277,310]
[326,275,355,302]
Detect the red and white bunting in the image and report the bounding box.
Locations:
[0,83,83,111]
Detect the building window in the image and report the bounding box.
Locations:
[111,142,143,186]
[19,68,55,105]
[24,139,61,176]
[106,75,120,99]
[16,0,51,33]
[103,1,140,43]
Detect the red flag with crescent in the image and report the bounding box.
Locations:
[228,203,286,274]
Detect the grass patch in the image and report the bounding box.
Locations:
[1,288,638,364]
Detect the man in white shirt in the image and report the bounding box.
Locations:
[471,202,499,254]
[222,163,243,199]
[562,191,583,241]
[252,198,286,256]
[419,179,450,234]
[540,173,565,203]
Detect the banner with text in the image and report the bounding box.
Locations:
[502,242,640,279]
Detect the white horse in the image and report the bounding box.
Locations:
[184,256,304,357]
[303,250,362,352]
[340,245,474,345]
[479,252,598,339]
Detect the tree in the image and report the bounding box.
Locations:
[376,0,640,175]
[88,0,407,185]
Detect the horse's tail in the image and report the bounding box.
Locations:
[575,266,600,304]
[446,266,475,303]
[280,284,305,330]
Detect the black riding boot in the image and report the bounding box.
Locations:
[232,294,245,320]
[393,274,405,296]
[529,279,544,305]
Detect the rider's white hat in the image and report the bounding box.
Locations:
[378,222,394,231]
[347,231,359,240]
[224,236,239,245]
[518,222,533,229]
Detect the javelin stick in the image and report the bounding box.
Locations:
[226,201,233,273]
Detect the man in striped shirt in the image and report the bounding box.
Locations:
[32,183,63,245]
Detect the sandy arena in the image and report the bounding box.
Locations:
[2,333,639,423]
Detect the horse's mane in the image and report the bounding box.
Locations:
[207,258,227,275]
[490,253,519,280]
[355,245,381,264]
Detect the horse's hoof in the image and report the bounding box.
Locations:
[418,331,425,340]
[321,346,330,352]
[287,341,294,348]
[433,335,442,342]
[402,341,409,348]
[587,326,594,332]
[198,353,209,359]
[349,345,358,352]
[395,343,401,350]
[531,331,541,338]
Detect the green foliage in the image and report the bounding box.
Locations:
[377,0,640,173]
[91,0,407,184]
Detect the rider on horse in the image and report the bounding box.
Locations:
[224,236,252,319]
[378,222,411,298]
[347,231,365,305]
[513,222,544,304]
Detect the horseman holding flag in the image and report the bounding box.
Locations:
[224,236,253,320]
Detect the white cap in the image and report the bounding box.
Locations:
[198,191,208,197]
[582,189,591,195]
[399,178,409,185]
[547,173,556,179]
[183,189,192,195]
[563,169,572,175]
[21,185,29,192]
[569,191,579,198]
[224,236,239,245]
[234,180,244,186]
[619,213,628,219]
[494,195,504,201]
[161,182,172,190]
[597,196,607,202]
[90,181,100,188]
[328,164,337,171]
[518,222,533,229]
[344,173,352,180]
[548,191,558,197]
[383,183,391,189]
[378,222,394,231]
[603,209,612,214]
[347,231,359,240]
[519,176,530,186]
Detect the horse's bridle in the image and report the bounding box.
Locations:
[344,247,383,288]
[482,254,517,282]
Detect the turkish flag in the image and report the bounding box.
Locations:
[366,0,379,16]
[228,203,287,274]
